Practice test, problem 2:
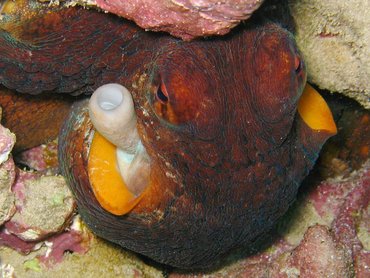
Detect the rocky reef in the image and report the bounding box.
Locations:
[43,0,265,40]
[289,0,370,109]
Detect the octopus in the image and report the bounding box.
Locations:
[0,0,337,269]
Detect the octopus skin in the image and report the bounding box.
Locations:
[0,88,73,151]
[0,3,336,269]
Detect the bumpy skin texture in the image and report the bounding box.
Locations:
[0,5,332,268]
[0,5,149,95]
[0,88,73,151]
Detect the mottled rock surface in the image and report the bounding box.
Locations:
[6,173,75,241]
[1,219,164,278]
[15,140,59,173]
[0,125,16,226]
[289,0,370,108]
[52,0,264,40]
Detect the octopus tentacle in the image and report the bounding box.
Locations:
[0,6,160,95]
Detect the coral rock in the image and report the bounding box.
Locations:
[272,225,353,277]
[0,124,16,225]
[63,0,264,40]
[289,0,370,108]
[15,140,59,173]
[0,159,16,225]
[6,173,75,241]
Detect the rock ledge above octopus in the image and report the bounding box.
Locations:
[39,0,266,40]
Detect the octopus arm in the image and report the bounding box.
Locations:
[0,7,155,95]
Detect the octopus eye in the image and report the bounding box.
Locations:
[295,55,302,73]
[156,82,169,103]
[152,79,176,123]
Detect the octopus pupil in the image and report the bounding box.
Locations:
[295,56,302,73]
[157,86,168,103]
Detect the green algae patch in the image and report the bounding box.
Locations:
[23,258,41,272]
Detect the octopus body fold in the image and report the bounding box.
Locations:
[0,2,336,269]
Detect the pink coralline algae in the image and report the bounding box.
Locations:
[0,230,37,254]
[5,172,75,242]
[15,140,59,173]
[0,120,90,268]
[0,125,16,226]
[38,229,90,267]
[0,217,90,265]
[92,0,264,40]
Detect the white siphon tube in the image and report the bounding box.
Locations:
[88,83,150,196]
[88,83,140,153]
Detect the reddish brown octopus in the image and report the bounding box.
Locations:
[0,2,336,269]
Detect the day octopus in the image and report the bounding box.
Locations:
[0,1,336,269]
